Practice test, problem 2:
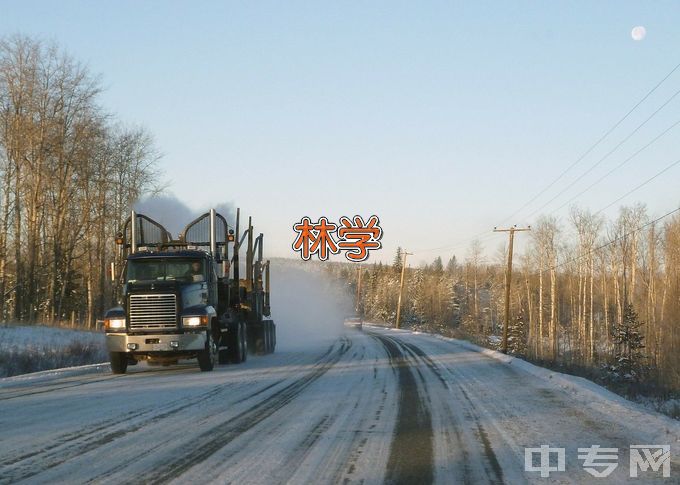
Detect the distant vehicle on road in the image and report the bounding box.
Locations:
[344,316,363,330]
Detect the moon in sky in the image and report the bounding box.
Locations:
[631,26,646,41]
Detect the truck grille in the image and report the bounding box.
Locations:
[129,294,177,330]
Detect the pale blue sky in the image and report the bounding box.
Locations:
[2,1,680,264]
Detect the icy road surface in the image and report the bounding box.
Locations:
[0,326,678,484]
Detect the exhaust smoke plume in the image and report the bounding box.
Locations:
[134,194,235,237]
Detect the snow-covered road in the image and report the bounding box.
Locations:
[0,326,678,484]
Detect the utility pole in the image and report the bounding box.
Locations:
[356,265,363,322]
[395,251,412,329]
[494,226,531,353]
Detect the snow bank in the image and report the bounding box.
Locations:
[0,324,105,348]
[0,324,107,379]
[366,323,680,441]
[431,332,680,437]
[0,362,110,389]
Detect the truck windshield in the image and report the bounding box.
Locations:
[126,259,205,283]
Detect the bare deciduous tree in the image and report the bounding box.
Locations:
[0,35,161,327]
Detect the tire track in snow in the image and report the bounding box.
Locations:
[0,364,200,402]
[0,375,239,483]
[180,333,395,485]
[399,340,505,484]
[272,340,368,485]
[137,337,353,484]
[0,374,123,401]
[371,333,434,485]
[0,346,339,483]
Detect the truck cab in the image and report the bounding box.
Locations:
[103,209,274,374]
[105,251,220,372]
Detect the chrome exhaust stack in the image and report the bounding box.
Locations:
[131,210,137,254]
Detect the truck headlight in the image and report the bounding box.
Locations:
[105,317,126,330]
[183,315,208,327]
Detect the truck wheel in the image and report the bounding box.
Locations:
[261,321,274,354]
[218,347,229,364]
[265,321,273,353]
[271,320,276,354]
[264,322,270,354]
[255,323,268,355]
[229,322,247,364]
[198,331,217,371]
[240,322,248,363]
[110,352,128,374]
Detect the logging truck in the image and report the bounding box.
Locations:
[102,209,274,373]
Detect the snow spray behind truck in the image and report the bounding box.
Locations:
[103,208,275,373]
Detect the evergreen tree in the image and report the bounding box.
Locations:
[432,256,444,275]
[393,247,403,273]
[608,304,647,383]
[446,255,458,275]
[408,268,426,328]
[507,314,528,356]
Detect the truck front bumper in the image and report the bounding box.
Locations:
[106,332,207,353]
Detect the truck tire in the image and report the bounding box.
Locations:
[261,321,275,354]
[256,321,273,355]
[262,322,269,354]
[265,321,273,353]
[218,347,229,365]
[240,322,248,363]
[110,352,128,374]
[198,330,217,372]
[270,320,276,354]
[229,322,247,364]
[255,328,265,355]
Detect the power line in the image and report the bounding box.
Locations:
[498,59,680,225]
[434,160,680,270]
[550,117,680,214]
[547,206,680,272]
[540,156,680,245]
[411,230,496,255]
[523,85,680,221]
[410,60,680,257]
[592,156,680,216]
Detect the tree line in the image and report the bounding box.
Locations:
[327,204,679,394]
[0,35,160,327]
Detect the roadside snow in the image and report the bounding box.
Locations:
[0,362,110,388]
[369,324,680,427]
[427,331,680,446]
[0,324,107,378]
[0,323,105,348]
